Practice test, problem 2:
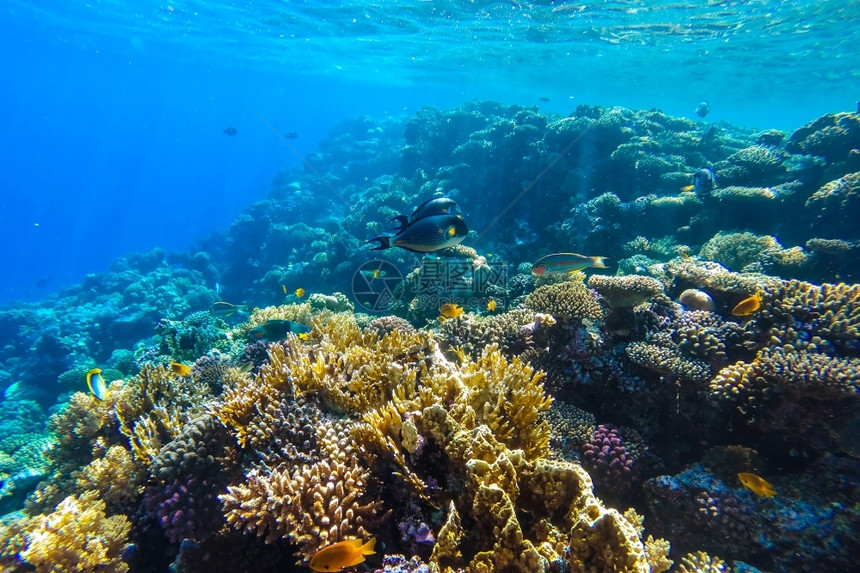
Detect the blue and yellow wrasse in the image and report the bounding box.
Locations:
[309,538,376,572]
[738,472,776,497]
[86,368,107,401]
[532,253,608,275]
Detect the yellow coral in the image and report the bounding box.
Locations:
[20,490,131,573]
[220,420,382,560]
[567,508,650,573]
[676,550,728,572]
[76,445,143,509]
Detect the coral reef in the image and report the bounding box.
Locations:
[3,103,860,573]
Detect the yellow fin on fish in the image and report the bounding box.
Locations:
[738,472,776,497]
[85,368,107,401]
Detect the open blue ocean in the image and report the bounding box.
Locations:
[1,2,858,572]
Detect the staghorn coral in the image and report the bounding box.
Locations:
[220,420,381,560]
[675,551,728,573]
[75,445,142,510]
[19,490,131,573]
[588,274,664,308]
[525,280,603,322]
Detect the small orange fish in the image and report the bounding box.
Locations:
[732,292,762,316]
[295,288,306,298]
[309,538,376,572]
[439,303,464,319]
[738,472,776,497]
[169,362,191,377]
[487,299,497,312]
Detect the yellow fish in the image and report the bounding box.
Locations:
[295,287,306,298]
[309,538,376,572]
[738,472,776,497]
[486,299,497,312]
[169,362,191,377]
[281,284,287,294]
[85,368,107,401]
[439,303,464,318]
[732,292,762,316]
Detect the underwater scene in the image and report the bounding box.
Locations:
[1,1,859,572]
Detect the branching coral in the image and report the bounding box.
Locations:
[761,279,860,349]
[675,551,729,573]
[19,490,131,573]
[709,347,860,411]
[626,340,711,384]
[220,420,381,560]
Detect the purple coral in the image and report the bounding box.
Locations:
[581,424,638,493]
[143,477,219,544]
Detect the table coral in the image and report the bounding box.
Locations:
[626,340,711,384]
[588,274,664,309]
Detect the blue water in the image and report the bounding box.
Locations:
[1,0,857,304]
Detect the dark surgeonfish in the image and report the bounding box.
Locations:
[695,101,711,118]
[223,127,237,136]
[389,197,460,233]
[248,319,311,342]
[366,214,469,253]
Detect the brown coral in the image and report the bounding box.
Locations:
[220,420,381,560]
[626,340,711,384]
[588,274,664,308]
[525,280,603,322]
